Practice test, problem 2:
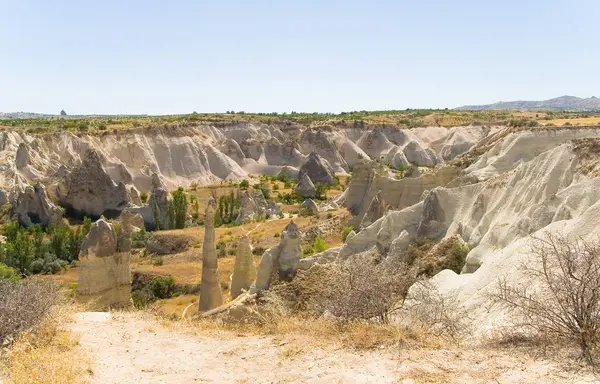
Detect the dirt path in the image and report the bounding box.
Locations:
[69,312,598,384]
[69,312,399,384]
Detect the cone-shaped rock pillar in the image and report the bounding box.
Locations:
[230,236,256,299]
[199,196,224,312]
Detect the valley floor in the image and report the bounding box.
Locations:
[68,312,597,384]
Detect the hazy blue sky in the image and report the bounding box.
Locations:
[1,0,599,115]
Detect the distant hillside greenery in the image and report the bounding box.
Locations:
[456,96,600,112]
[1,108,600,135]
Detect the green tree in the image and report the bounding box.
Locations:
[193,198,200,219]
[239,180,249,189]
[68,217,92,261]
[10,229,32,274]
[314,183,329,199]
[50,220,71,261]
[171,187,187,229]
[168,200,176,230]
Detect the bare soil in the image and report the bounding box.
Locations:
[68,312,598,384]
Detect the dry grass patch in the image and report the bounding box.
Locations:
[1,301,91,384]
[190,312,432,351]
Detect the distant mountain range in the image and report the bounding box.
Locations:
[455,96,600,111]
[0,112,54,119]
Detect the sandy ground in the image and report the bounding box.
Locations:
[68,312,599,384]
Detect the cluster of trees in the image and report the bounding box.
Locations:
[167,187,187,230]
[0,219,92,275]
[215,191,242,227]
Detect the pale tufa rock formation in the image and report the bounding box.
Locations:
[15,143,30,170]
[338,159,459,227]
[298,151,335,185]
[277,165,299,180]
[236,189,281,224]
[230,236,256,299]
[250,221,302,294]
[0,187,7,206]
[300,198,319,215]
[11,181,63,227]
[129,186,142,206]
[403,140,440,167]
[296,173,317,198]
[299,128,349,173]
[128,173,171,230]
[198,196,224,312]
[358,190,386,230]
[77,218,132,308]
[58,149,131,218]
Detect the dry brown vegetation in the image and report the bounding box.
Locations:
[492,233,600,368]
[0,287,91,384]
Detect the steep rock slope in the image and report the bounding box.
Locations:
[321,127,600,336]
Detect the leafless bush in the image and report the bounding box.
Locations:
[492,233,600,367]
[401,279,472,341]
[0,278,61,344]
[324,249,417,323]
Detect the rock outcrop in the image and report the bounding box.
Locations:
[230,236,256,299]
[298,152,335,185]
[15,143,30,170]
[277,166,299,180]
[128,173,171,230]
[236,189,280,224]
[129,187,142,206]
[359,190,386,230]
[59,149,131,218]
[301,199,319,214]
[77,219,131,308]
[12,182,63,227]
[416,188,446,239]
[403,140,440,167]
[299,128,349,173]
[198,196,224,312]
[339,159,459,227]
[0,187,7,206]
[250,221,302,293]
[296,173,317,198]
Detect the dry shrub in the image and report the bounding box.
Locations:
[0,278,61,344]
[268,247,417,323]
[1,296,91,384]
[324,250,416,323]
[194,305,421,350]
[492,233,600,368]
[401,279,472,341]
